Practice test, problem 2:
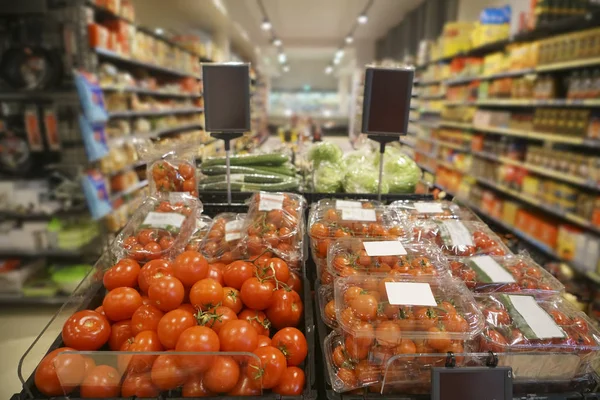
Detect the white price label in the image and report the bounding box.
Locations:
[508,295,565,339]
[441,221,473,246]
[470,256,515,283]
[335,200,363,209]
[258,193,284,211]
[363,240,407,256]
[413,202,444,214]
[142,212,185,231]
[225,220,244,242]
[385,282,437,306]
[341,208,376,222]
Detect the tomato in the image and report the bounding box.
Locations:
[426,327,452,350]
[103,287,142,321]
[336,367,357,388]
[414,307,438,330]
[260,257,290,284]
[190,278,223,310]
[257,335,272,348]
[223,261,256,289]
[178,303,197,315]
[137,229,157,246]
[227,371,261,396]
[218,320,258,352]
[108,320,133,351]
[150,354,188,390]
[222,287,243,314]
[287,272,302,293]
[103,259,141,290]
[551,310,571,326]
[201,355,241,393]
[123,236,138,249]
[344,334,370,360]
[324,300,336,323]
[444,312,469,333]
[350,294,377,321]
[246,345,286,389]
[148,276,185,312]
[80,365,120,398]
[34,347,86,396]
[175,326,220,373]
[206,263,224,285]
[374,320,401,347]
[121,372,159,398]
[482,328,508,353]
[238,309,271,336]
[310,222,328,239]
[138,259,173,294]
[266,288,303,330]
[131,305,164,336]
[395,338,417,356]
[83,357,96,376]
[198,305,237,334]
[62,310,110,351]
[183,374,214,397]
[273,366,305,395]
[240,277,275,311]
[173,251,209,287]
[119,331,163,373]
[94,306,106,319]
[271,327,308,366]
[157,309,197,349]
[483,307,511,326]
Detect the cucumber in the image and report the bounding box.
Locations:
[198,176,300,191]
[200,164,297,177]
[202,154,289,167]
[253,164,297,177]
[199,173,288,185]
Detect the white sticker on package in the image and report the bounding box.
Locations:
[224,220,244,242]
[258,193,284,211]
[413,202,444,214]
[471,256,515,283]
[363,241,407,256]
[142,212,185,230]
[441,220,473,246]
[508,295,565,339]
[385,282,437,306]
[341,208,376,222]
[335,200,363,209]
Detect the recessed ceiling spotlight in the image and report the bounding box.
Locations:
[273,38,282,47]
[345,35,354,44]
[278,53,287,63]
[325,66,333,74]
[335,49,345,59]
[333,58,341,65]
[283,65,290,72]
[155,28,164,35]
[261,19,272,30]
[357,14,368,24]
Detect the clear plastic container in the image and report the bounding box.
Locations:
[311,198,382,211]
[449,254,564,296]
[390,200,479,221]
[316,257,334,284]
[113,194,201,263]
[184,214,213,252]
[326,237,449,279]
[476,293,600,380]
[199,212,246,263]
[148,157,198,197]
[318,284,337,329]
[413,220,511,257]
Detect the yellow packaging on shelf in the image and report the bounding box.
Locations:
[471,22,509,48]
[502,200,519,226]
[522,175,541,198]
[557,225,581,260]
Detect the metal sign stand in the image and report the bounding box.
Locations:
[210,132,243,205]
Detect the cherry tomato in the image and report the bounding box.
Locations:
[148,276,185,312]
[108,320,133,351]
[121,372,159,398]
[246,345,287,389]
[178,163,195,180]
[182,179,196,193]
[190,278,224,310]
[137,229,157,246]
[240,277,275,311]
[150,354,188,390]
[103,287,142,321]
[238,309,271,336]
[266,289,303,329]
[175,326,220,373]
[223,261,256,290]
[551,310,571,326]
[182,374,214,397]
[203,355,240,393]
[131,305,164,336]
[157,309,197,350]
[103,259,141,290]
[426,326,452,350]
[62,310,110,351]
[34,347,86,396]
[310,222,328,239]
[484,307,511,326]
[218,320,258,352]
[337,367,357,388]
[374,320,401,348]
[173,251,209,287]
[123,236,138,249]
[222,287,243,314]
[482,328,509,353]
[144,242,163,259]
[138,259,173,294]
[260,257,290,283]
[273,366,305,395]
[159,236,175,250]
[227,372,261,396]
[119,331,163,373]
[271,327,308,366]
[80,365,120,398]
[287,272,303,293]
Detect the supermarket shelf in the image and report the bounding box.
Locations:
[536,56,600,72]
[95,48,201,79]
[419,109,442,115]
[417,79,443,86]
[109,123,204,146]
[0,243,100,258]
[0,90,77,101]
[415,120,440,129]
[0,295,71,306]
[107,107,203,119]
[101,85,202,99]
[439,121,474,130]
[107,160,147,176]
[476,98,600,107]
[110,180,148,202]
[419,94,446,100]
[413,136,470,152]
[445,69,535,86]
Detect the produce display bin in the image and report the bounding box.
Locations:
[303,193,433,205]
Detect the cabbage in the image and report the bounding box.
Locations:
[342,149,373,169]
[374,147,422,193]
[307,142,343,167]
[314,161,345,193]
[343,161,389,194]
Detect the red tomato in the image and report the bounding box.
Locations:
[80,365,120,398]
[260,257,290,283]
[246,346,287,389]
[227,372,261,396]
[123,236,138,249]
[183,374,214,397]
[240,277,275,311]
[273,366,305,395]
[103,287,142,321]
[34,347,86,396]
[222,287,243,314]
[150,354,188,390]
[190,278,224,310]
[266,289,303,329]
[257,335,272,348]
[238,309,271,336]
[223,261,256,289]
[131,305,164,336]
[177,303,197,315]
[179,163,195,180]
[218,320,258,352]
[198,305,237,334]
[271,327,308,366]
[287,272,303,293]
[148,276,185,312]
[62,310,110,351]
[138,259,173,294]
[157,309,197,350]
[173,251,209,287]
[121,372,159,398]
[207,263,224,285]
[93,306,106,319]
[143,242,163,260]
[203,355,240,393]
[159,236,175,250]
[119,331,163,373]
[83,357,96,376]
[175,326,220,373]
[108,320,133,351]
[137,229,157,246]
[103,259,141,290]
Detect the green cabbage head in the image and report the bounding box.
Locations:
[314,161,345,193]
[374,147,422,193]
[307,142,343,168]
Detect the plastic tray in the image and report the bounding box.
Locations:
[389,200,479,221]
[198,212,246,263]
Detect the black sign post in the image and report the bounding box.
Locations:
[361,66,414,200]
[202,63,251,204]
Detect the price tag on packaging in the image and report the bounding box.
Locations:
[413,202,444,214]
[385,282,437,306]
[259,193,284,211]
[363,241,407,256]
[335,200,363,209]
[341,208,376,222]
[440,221,473,246]
[507,295,565,339]
[142,212,186,232]
[470,256,515,283]
[225,220,244,242]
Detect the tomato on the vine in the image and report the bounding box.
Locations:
[273,366,305,395]
[238,309,271,336]
[62,310,111,351]
[222,287,243,314]
[175,326,220,373]
[223,261,256,289]
[189,278,223,310]
[271,327,308,366]
[197,306,237,334]
[266,288,303,329]
[227,372,261,396]
[240,277,274,311]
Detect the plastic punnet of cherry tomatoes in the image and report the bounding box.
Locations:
[184,214,213,252]
[389,200,479,221]
[151,159,197,196]
[199,213,246,263]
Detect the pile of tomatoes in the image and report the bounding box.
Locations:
[34,245,308,397]
[449,255,563,294]
[150,159,198,197]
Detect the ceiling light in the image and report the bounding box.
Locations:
[345,35,354,44]
[333,58,341,65]
[278,53,287,63]
[335,49,345,59]
[155,28,164,35]
[273,38,282,47]
[283,65,290,72]
[261,19,272,30]
[325,66,333,74]
[357,14,368,24]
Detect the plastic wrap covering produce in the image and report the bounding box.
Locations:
[318,284,337,329]
[449,254,564,296]
[113,194,201,263]
[374,146,422,194]
[311,198,382,211]
[313,160,345,193]
[198,213,246,263]
[413,220,511,257]
[240,192,306,271]
[182,214,212,252]
[307,141,343,168]
[476,293,600,381]
[149,158,198,196]
[390,200,479,221]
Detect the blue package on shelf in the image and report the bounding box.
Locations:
[78,115,109,162]
[480,5,511,24]
[81,169,112,220]
[74,70,108,124]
